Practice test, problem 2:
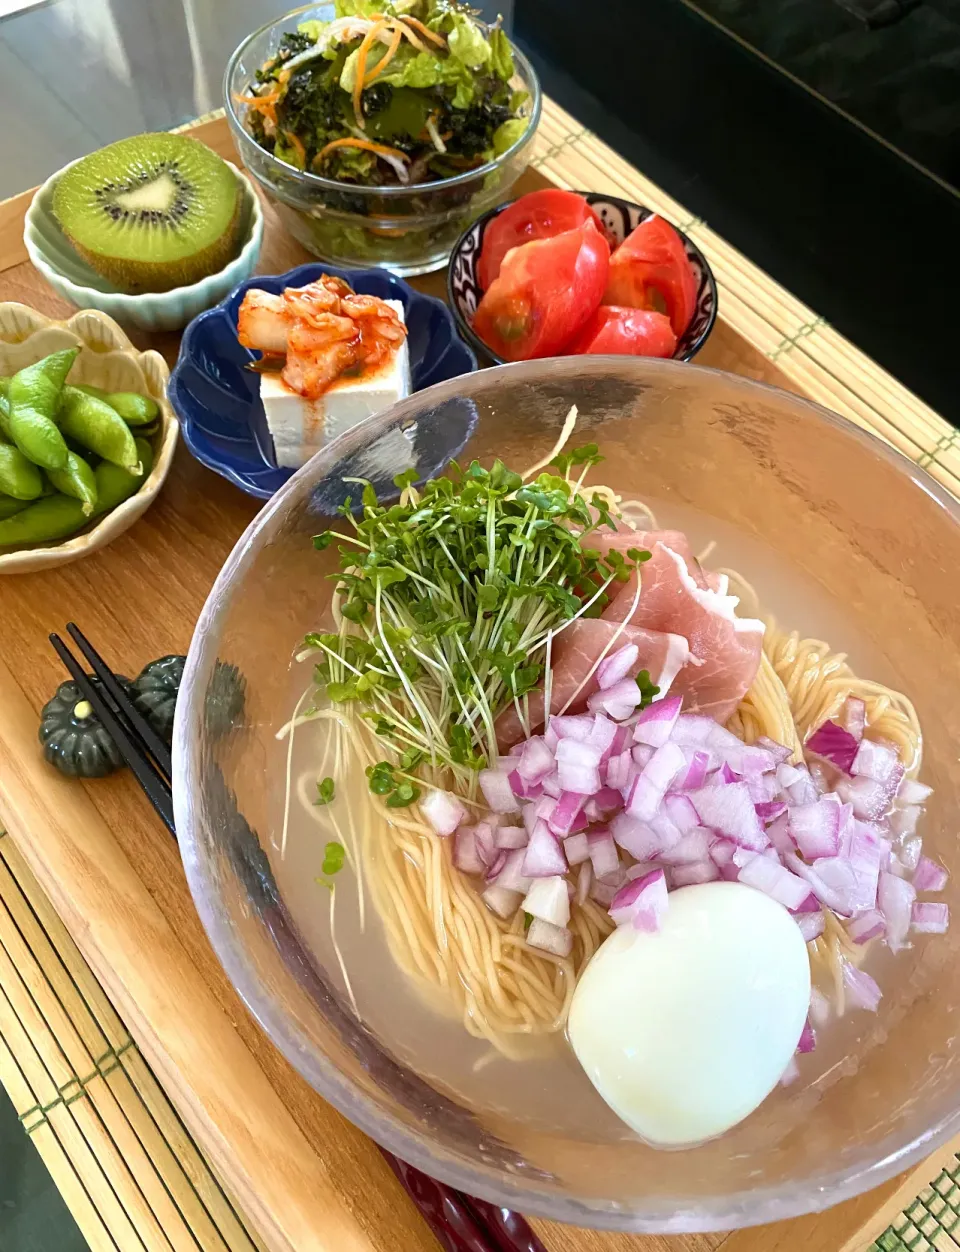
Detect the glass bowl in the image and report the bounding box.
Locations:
[223,4,541,277]
[173,358,960,1233]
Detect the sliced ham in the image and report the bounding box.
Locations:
[588,529,707,619]
[604,541,763,723]
[496,620,691,750]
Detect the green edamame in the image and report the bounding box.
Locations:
[0,441,44,499]
[0,494,28,520]
[58,386,140,473]
[0,379,12,442]
[7,348,78,471]
[0,437,152,550]
[75,384,158,426]
[46,450,98,516]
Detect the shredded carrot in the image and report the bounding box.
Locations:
[314,137,411,166]
[352,20,388,128]
[282,130,307,168]
[364,20,403,85]
[399,15,447,48]
[392,20,428,52]
[236,88,280,128]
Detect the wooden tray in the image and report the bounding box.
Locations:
[0,109,953,1252]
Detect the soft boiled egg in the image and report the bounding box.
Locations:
[568,881,810,1147]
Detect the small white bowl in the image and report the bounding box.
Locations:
[23,160,264,333]
[0,304,178,573]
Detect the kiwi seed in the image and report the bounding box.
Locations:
[53,133,243,294]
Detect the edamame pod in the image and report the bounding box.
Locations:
[0,494,28,520]
[0,379,12,442]
[0,437,152,549]
[74,384,158,426]
[0,441,44,499]
[46,450,98,515]
[8,348,78,471]
[58,386,140,473]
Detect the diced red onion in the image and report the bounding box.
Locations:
[847,909,884,943]
[777,763,804,788]
[842,960,882,1012]
[453,825,484,874]
[596,643,640,690]
[797,1020,816,1053]
[755,800,787,824]
[786,852,858,917]
[878,870,915,952]
[610,812,661,860]
[474,822,497,866]
[670,860,719,886]
[610,868,668,932]
[522,820,567,878]
[509,769,544,800]
[494,847,532,894]
[590,878,618,906]
[835,771,902,822]
[738,853,811,910]
[516,736,554,783]
[786,770,820,806]
[495,824,528,850]
[604,749,633,790]
[588,714,619,756]
[745,773,778,804]
[659,828,711,865]
[587,677,642,720]
[756,736,792,764]
[898,777,933,806]
[555,738,602,796]
[480,767,519,813]
[548,790,588,837]
[484,850,507,882]
[549,714,595,742]
[587,827,619,879]
[718,762,739,785]
[481,884,522,919]
[897,835,922,873]
[632,743,654,769]
[806,720,859,773]
[709,838,736,867]
[541,770,561,799]
[526,917,573,957]
[851,738,901,784]
[797,911,825,942]
[523,875,571,928]
[889,805,920,837]
[564,832,590,866]
[625,742,686,821]
[684,782,768,850]
[789,798,841,860]
[839,696,866,740]
[632,695,682,748]
[912,902,949,933]
[592,785,624,815]
[422,788,466,836]
[913,856,948,892]
[681,750,710,789]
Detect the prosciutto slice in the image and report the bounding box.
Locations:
[495,620,691,750]
[604,541,763,721]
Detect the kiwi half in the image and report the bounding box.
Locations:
[53,133,242,293]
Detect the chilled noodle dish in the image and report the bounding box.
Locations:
[279,410,948,1144]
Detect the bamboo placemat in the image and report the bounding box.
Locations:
[0,96,954,1252]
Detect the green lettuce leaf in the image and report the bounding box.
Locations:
[493,117,527,156]
[333,0,382,17]
[297,18,326,41]
[446,12,490,70]
[344,41,477,108]
[489,27,514,80]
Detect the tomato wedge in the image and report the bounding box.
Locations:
[570,306,677,358]
[477,190,606,291]
[473,221,609,361]
[603,215,697,337]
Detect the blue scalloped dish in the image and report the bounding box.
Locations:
[169,262,477,498]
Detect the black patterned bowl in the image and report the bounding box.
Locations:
[447,191,718,364]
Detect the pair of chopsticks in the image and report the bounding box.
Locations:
[48,626,548,1252]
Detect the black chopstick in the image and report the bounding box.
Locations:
[65,621,173,778]
[48,631,176,834]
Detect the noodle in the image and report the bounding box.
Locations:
[291,489,924,1056]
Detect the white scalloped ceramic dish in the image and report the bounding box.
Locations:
[0,304,178,573]
[23,160,264,332]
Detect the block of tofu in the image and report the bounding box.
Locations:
[260,298,411,470]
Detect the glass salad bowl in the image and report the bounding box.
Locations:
[224,4,541,277]
[173,358,960,1233]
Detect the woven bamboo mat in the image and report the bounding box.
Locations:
[0,98,953,1252]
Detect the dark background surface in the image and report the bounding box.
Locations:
[513,0,960,422]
